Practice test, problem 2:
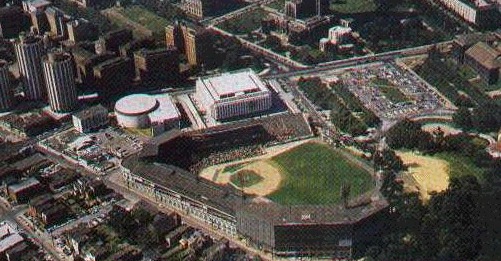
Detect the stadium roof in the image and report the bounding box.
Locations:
[122,156,240,216]
[237,194,388,225]
[199,69,269,100]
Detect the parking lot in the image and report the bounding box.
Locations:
[41,127,144,174]
[339,62,447,121]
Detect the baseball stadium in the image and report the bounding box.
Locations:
[121,112,388,259]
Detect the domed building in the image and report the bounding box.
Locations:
[114,93,180,135]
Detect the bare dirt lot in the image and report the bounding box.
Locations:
[398,151,449,201]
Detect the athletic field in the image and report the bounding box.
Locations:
[267,142,374,205]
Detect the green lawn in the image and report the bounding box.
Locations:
[266,0,286,10]
[118,6,171,33]
[230,170,264,188]
[124,127,153,137]
[372,77,410,103]
[436,152,486,183]
[218,8,268,35]
[379,85,410,103]
[268,142,374,205]
[414,57,491,106]
[330,0,378,14]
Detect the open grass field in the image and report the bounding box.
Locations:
[330,0,377,14]
[117,6,170,33]
[435,152,486,182]
[218,8,268,35]
[230,170,264,188]
[266,0,286,10]
[124,127,153,137]
[267,142,374,205]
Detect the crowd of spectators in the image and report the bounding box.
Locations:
[189,145,265,173]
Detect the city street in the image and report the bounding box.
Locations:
[0,202,66,261]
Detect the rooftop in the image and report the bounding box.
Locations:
[0,233,23,253]
[8,178,41,194]
[11,153,48,172]
[0,223,14,240]
[465,41,501,69]
[73,104,108,120]
[149,94,181,123]
[238,195,388,225]
[22,0,51,11]
[199,69,269,100]
[115,94,159,116]
[122,156,240,216]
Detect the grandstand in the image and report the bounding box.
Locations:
[142,113,313,173]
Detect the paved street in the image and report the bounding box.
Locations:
[0,202,66,261]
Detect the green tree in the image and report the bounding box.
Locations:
[453,106,473,130]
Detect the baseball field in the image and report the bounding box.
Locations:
[199,141,374,205]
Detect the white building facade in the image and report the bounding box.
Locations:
[436,0,495,25]
[14,35,46,101]
[115,94,180,135]
[195,69,272,120]
[72,105,109,133]
[43,51,78,113]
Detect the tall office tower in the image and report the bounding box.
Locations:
[42,51,78,112]
[0,60,14,111]
[14,34,46,101]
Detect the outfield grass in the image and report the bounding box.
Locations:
[436,152,486,183]
[230,170,264,188]
[268,142,374,205]
[330,0,378,14]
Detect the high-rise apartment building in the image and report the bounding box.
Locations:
[93,57,134,97]
[165,22,208,66]
[66,18,98,43]
[95,29,133,55]
[14,34,46,101]
[42,51,78,112]
[134,47,180,84]
[285,0,328,19]
[45,7,70,38]
[0,6,27,39]
[0,60,14,111]
[180,0,220,20]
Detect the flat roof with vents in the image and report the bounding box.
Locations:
[198,69,269,101]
